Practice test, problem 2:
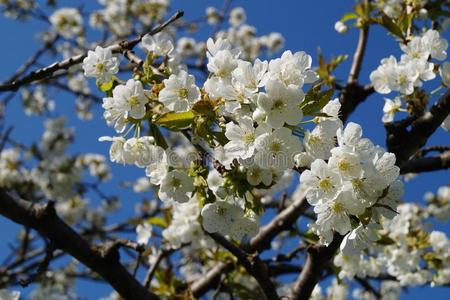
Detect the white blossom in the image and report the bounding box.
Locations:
[136,223,152,245]
[158,170,194,203]
[256,79,303,128]
[159,70,200,112]
[50,8,82,38]
[382,97,402,123]
[98,136,126,164]
[439,61,450,87]
[334,21,348,34]
[224,116,270,160]
[263,50,318,88]
[141,32,174,56]
[421,29,448,61]
[102,79,148,132]
[201,200,259,240]
[83,46,119,84]
[229,7,246,27]
[254,127,303,171]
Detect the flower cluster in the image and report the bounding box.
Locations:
[162,196,213,249]
[334,199,450,287]
[300,122,403,252]
[49,8,83,39]
[90,0,169,37]
[370,29,447,96]
[93,31,321,242]
[0,289,20,300]
[376,0,429,19]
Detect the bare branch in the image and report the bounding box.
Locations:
[208,232,280,300]
[348,26,369,84]
[386,89,450,165]
[143,247,176,289]
[248,196,309,253]
[291,235,343,300]
[339,24,373,123]
[0,11,184,93]
[191,196,309,297]
[400,150,450,174]
[191,261,234,298]
[0,189,160,300]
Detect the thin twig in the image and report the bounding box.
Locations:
[207,232,280,300]
[0,11,184,92]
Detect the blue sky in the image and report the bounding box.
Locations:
[0,0,449,299]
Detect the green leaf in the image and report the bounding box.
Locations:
[381,15,405,39]
[149,123,168,149]
[354,3,364,17]
[301,89,335,116]
[303,230,319,244]
[212,131,228,146]
[376,235,396,245]
[341,12,358,22]
[147,216,167,228]
[330,54,349,70]
[97,79,114,92]
[154,111,194,131]
[331,264,343,285]
[358,208,372,226]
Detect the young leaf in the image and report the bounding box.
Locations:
[149,123,168,149]
[154,111,194,131]
[301,89,335,116]
[381,15,405,40]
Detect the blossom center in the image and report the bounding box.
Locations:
[270,141,282,153]
[178,88,189,99]
[338,159,353,172]
[319,178,333,192]
[397,74,408,86]
[243,132,255,143]
[6,160,18,170]
[273,98,286,110]
[170,177,182,188]
[331,201,344,213]
[352,178,364,191]
[216,206,226,216]
[95,63,106,73]
[308,134,321,145]
[128,95,140,106]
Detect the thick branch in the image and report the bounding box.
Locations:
[190,261,234,297]
[0,189,159,300]
[291,235,343,300]
[191,196,309,297]
[248,196,309,252]
[400,150,450,174]
[386,89,450,165]
[0,11,184,93]
[208,232,279,300]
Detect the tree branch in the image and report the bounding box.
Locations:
[386,89,450,165]
[0,189,159,300]
[339,25,373,123]
[143,247,176,289]
[208,232,280,300]
[291,235,343,300]
[348,26,369,84]
[191,196,309,297]
[400,150,450,174]
[0,10,184,93]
